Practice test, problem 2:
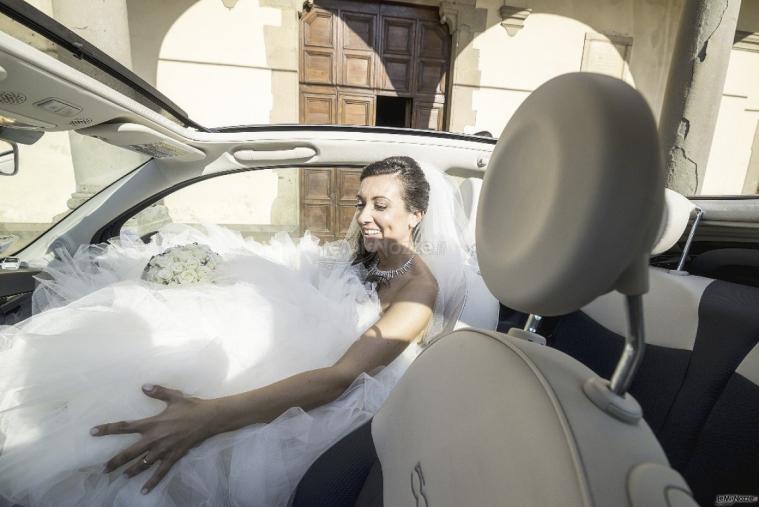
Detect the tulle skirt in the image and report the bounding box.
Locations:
[0,225,420,506]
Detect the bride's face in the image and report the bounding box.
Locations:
[356,174,422,254]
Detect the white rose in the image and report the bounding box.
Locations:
[156,268,172,281]
[197,266,212,280]
[155,255,170,268]
[178,270,197,284]
[184,257,200,269]
[171,261,186,273]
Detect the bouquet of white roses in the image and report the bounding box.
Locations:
[142,243,220,286]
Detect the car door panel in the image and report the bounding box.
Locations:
[0,268,38,325]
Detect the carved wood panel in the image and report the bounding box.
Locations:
[411,102,444,130]
[339,93,375,125]
[336,169,362,237]
[342,11,375,89]
[301,168,335,239]
[299,167,362,242]
[302,7,337,86]
[300,91,336,124]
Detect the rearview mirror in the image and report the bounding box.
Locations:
[0,139,18,176]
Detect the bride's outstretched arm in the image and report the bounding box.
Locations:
[92,280,436,494]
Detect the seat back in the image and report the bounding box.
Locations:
[373,329,683,507]
[453,265,499,331]
[551,268,759,505]
[685,341,759,504]
[451,177,499,331]
[553,268,712,432]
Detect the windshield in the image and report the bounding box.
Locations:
[0,131,148,256]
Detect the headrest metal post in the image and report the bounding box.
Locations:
[523,314,542,333]
[609,294,645,396]
[674,207,703,273]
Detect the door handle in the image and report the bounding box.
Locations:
[232,147,317,163]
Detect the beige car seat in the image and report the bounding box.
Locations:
[293,72,698,506]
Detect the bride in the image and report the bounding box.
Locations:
[0,156,471,506]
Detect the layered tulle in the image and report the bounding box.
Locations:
[0,224,420,507]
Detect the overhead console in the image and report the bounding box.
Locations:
[0,28,204,146]
[0,52,117,132]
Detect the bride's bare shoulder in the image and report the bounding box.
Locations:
[406,257,438,298]
[378,257,437,311]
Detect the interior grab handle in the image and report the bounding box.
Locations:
[233,147,316,162]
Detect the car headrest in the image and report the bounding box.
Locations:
[651,188,696,256]
[476,73,663,316]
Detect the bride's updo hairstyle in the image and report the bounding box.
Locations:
[361,156,430,216]
[352,156,430,266]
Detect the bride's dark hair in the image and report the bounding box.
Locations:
[352,156,430,266]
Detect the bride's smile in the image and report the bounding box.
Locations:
[355,172,424,270]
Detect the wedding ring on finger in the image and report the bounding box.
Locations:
[142,455,151,466]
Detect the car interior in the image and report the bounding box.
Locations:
[1,4,758,507]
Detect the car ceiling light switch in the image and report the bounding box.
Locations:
[34,98,82,118]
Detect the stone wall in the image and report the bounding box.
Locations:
[460,0,684,137]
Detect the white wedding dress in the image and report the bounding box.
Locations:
[0,224,425,507]
[0,168,471,507]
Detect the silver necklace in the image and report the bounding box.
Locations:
[367,255,415,285]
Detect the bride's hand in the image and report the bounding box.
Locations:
[91,384,220,494]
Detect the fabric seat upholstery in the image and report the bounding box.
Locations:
[550,270,759,505]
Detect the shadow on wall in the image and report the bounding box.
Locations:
[441,0,685,134]
[127,0,292,126]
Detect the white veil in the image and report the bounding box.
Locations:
[342,165,473,343]
[414,166,472,341]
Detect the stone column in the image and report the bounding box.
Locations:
[52,0,145,210]
[267,0,301,234]
[659,0,742,194]
[52,0,171,235]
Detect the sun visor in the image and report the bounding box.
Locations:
[78,122,205,161]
